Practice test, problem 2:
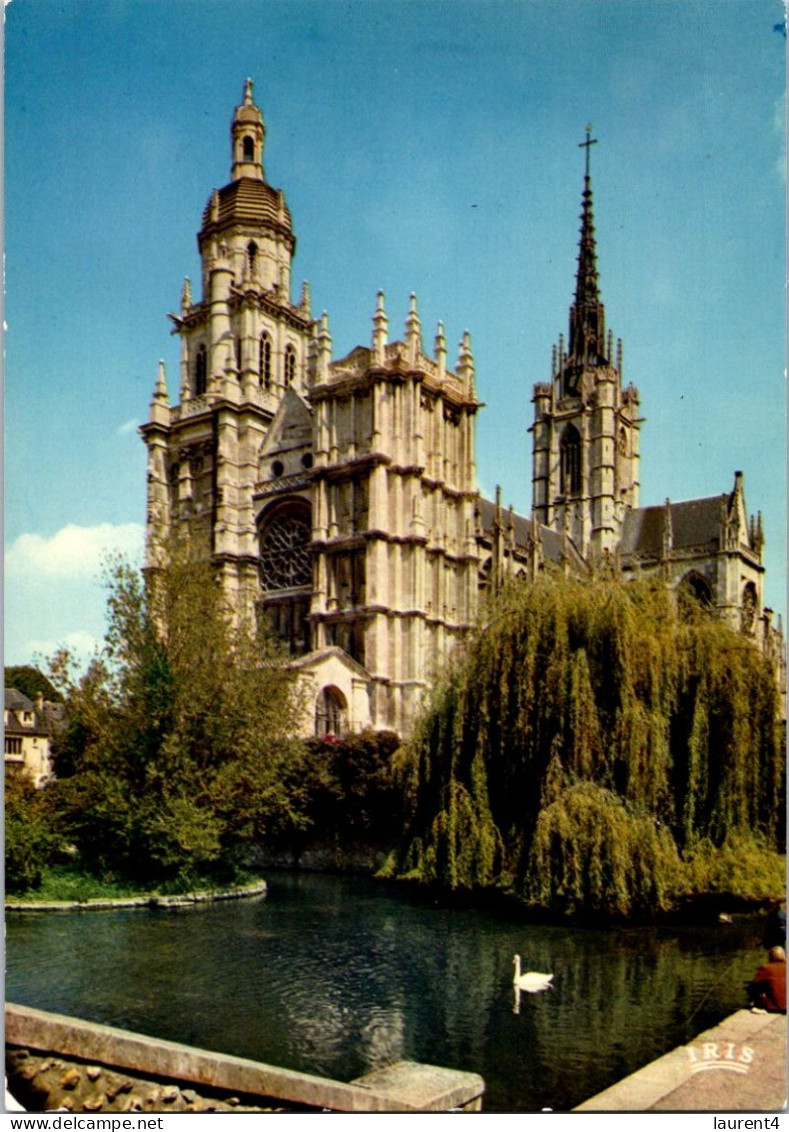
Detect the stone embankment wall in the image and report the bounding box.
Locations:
[6,1049,289,1114]
[6,1004,485,1113]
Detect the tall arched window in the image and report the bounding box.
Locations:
[560,424,581,495]
[243,135,255,161]
[741,581,758,634]
[260,333,272,388]
[285,344,296,386]
[247,240,258,276]
[258,501,313,656]
[678,571,713,620]
[195,344,207,396]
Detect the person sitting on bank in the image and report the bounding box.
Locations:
[748,946,787,1013]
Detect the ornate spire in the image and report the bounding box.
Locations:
[405,292,422,363]
[456,329,475,397]
[567,126,607,373]
[434,320,446,380]
[231,77,265,181]
[372,290,388,363]
[153,359,169,404]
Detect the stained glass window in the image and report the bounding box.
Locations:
[260,510,311,592]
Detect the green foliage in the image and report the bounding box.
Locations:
[392,575,784,916]
[4,771,59,892]
[45,543,309,885]
[303,731,402,843]
[8,862,260,903]
[4,666,63,703]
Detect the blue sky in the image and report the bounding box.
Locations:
[4,0,786,667]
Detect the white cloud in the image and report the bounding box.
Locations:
[25,631,103,665]
[5,522,144,581]
[117,417,141,436]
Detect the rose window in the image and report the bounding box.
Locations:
[260,512,312,592]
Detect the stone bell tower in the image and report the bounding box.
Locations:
[531,129,641,561]
[141,79,314,613]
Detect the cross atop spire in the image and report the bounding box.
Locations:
[243,77,254,106]
[578,124,597,179]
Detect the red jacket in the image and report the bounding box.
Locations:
[750,961,787,1013]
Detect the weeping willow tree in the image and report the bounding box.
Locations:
[388,575,784,918]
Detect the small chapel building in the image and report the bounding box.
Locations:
[141,82,783,738]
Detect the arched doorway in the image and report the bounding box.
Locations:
[315,686,347,738]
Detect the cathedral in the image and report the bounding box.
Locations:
[142,82,783,737]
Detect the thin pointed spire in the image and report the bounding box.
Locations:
[372,290,388,363]
[153,359,169,403]
[566,126,607,369]
[316,310,332,383]
[457,329,475,396]
[405,292,422,362]
[243,77,254,106]
[434,320,446,380]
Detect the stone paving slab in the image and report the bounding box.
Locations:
[575,1010,786,1112]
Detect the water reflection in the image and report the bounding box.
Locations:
[5,873,766,1111]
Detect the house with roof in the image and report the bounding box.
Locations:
[4,688,61,786]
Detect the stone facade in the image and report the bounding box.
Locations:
[141,84,783,737]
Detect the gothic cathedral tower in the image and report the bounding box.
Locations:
[142,82,482,735]
[141,79,313,615]
[531,130,641,560]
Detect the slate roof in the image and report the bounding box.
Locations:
[476,497,532,548]
[620,494,725,558]
[476,498,586,568]
[4,687,51,737]
[4,687,66,736]
[5,688,34,712]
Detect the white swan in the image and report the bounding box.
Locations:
[513,954,554,993]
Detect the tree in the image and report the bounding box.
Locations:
[47,544,310,885]
[390,575,785,918]
[4,769,58,892]
[4,666,63,703]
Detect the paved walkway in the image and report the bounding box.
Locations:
[575,1010,786,1112]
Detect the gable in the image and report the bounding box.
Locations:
[259,386,313,459]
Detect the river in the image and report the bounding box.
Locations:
[5,872,768,1111]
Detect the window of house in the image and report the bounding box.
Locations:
[5,737,22,755]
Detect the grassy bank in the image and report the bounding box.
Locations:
[7,864,261,904]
